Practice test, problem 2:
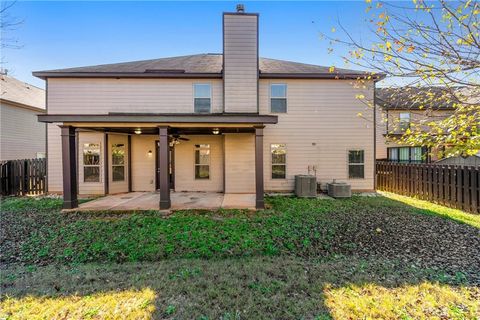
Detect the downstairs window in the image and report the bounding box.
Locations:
[271,144,287,179]
[83,143,100,182]
[348,150,364,179]
[195,144,210,179]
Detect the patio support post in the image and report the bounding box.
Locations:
[255,126,265,209]
[60,125,78,209]
[158,126,171,209]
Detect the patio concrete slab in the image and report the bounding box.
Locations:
[77,191,256,211]
[171,192,224,210]
[222,193,256,209]
[79,192,158,211]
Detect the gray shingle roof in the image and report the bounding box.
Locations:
[33,54,378,79]
[0,74,45,111]
[376,87,472,110]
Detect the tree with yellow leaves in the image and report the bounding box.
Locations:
[323,0,479,158]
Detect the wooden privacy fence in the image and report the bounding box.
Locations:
[376,161,479,214]
[0,158,46,196]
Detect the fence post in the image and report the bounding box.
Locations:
[9,161,14,196]
[23,160,28,195]
[471,167,478,214]
[463,168,471,212]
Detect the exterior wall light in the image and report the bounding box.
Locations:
[212,128,220,135]
[147,150,153,156]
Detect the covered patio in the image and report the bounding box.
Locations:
[38,113,278,210]
[77,191,256,211]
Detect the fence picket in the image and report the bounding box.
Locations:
[376,161,479,214]
[0,158,46,196]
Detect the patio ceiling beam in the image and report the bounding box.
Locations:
[38,114,278,124]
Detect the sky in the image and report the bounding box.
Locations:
[3,1,378,89]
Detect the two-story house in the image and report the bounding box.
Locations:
[1,73,46,161]
[34,5,382,210]
[375,87,457,163]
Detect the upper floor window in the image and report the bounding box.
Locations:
[348,150,364,179]
[271,144,286,179]
[194,84,211,113]
[270,84,287,113]
[399,112,411,131]
[83,143,101,182]
[195,144,210,179]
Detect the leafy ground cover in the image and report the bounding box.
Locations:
[1,194,479,319]
[379,191,480,229]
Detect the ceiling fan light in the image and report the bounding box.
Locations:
[212,128,220,135]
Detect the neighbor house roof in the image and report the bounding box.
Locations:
[0,74,46,112]
[33,54,384,80]
[376,87,467,110]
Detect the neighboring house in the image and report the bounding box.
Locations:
[0,73,46,161]
[34,6,382,209]
[435,155,480,167]
[375,87,456,163]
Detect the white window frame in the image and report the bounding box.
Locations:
[83,142,101,183]
[194,144,211,180]
[347,149,365,179]
[111,143,126,182]
[193,83,212,113]
[270,83,288,113]
[399,112,411,131]
[271,143,287,179]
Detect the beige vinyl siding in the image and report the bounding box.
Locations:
[224,133,255,193]
[131,135,156,192]
[259,79,375,191]
[375,106,388,159]
[379,109,454,159]
[47,123,62,193]
[0,102,46,160]
[78,131,105,195]
[223,14,258,113]
[108,134,129,194]
[48,78,223,114]
[174,135,224,192]
[386,109,453,134]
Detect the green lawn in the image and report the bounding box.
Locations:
[1,194,479,319]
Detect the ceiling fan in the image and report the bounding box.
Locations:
[169,134,190,145]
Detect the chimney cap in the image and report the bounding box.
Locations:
[236,4,245,13]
